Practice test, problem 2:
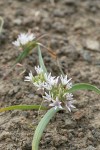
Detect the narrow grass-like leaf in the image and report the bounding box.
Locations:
[14,42,38,65]
[37,45,47,74]
[0,105,47,112]
[32,108,60,150]
[67,83,100,94]
[0,17,4,34]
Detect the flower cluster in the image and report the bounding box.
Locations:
[12,33,35,47]
[25,66,76,112]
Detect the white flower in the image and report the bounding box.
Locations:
[12,33,35,47]
[44,73,55,85]
[55,76,60,85]
[35,66,43,74]
[67,82,72,89]
[66,100,76,112]
[49,97,63,110]
[60,75,72,86]
[43,82,52,90]
[66,93,73,100]
[43,73,55,90]
[43,92,53,102]
[33,81,45,90]
[44,73,59,90]
[24,71,33,82]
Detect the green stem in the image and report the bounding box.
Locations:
[67,83,100,94]
[0,17,4,34]
[0,105,47,112]
[37,45,47,74]
[32,108,59,150]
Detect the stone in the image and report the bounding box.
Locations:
[82,51,92,62]
[62,0,76,5]
[8,86,20,96]
[0,131,11,141]
[13,19,22,25]
[85,39,100,51]
[53,9,65,17]
[73,110,85,120]
[86,145,96,150]
[65,118,76,128]
[52,22,65,33]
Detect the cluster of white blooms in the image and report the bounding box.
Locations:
[25,66,76,112]
[12,33,35,47]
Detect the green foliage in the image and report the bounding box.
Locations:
[0,104,47,112]
[38,45,47,74]
[32,83,100,150]
[32,108,60,150]
[0,17,4,34]
[68,83,100,94]
[14,42,38,65]
[1,34,100,150]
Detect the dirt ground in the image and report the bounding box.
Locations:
[0,0,100,150]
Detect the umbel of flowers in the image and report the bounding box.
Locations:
[12,32,76,112]
[12,33,35,47]
[25,66,76,112]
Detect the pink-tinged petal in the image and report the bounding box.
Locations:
[43,92,53,102]
[66,100,76,112]
[49,97,63,110]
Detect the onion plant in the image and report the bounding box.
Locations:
[0,17,4,34]
[0,32,100,150]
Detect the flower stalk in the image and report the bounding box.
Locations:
[0,31,100,150]
[32,108,60,150]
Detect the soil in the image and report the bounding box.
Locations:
[0,0,100,150]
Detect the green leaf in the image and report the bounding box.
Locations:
[67,83,100,94]
[32,108,60,150]
[37,45,47,74]
[0,17,4,34]
[14,42,38,65]
[0,104,47,112]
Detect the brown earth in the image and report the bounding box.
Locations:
[0,0,100,150]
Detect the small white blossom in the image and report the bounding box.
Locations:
[44,73,59,90]
[43,92,53,102]
[35,66,43,74]
[25,67,76,112]
[67,82,72,89]
[12,33,35,47]
[24,71,33,82]
[49,97,63,110]
[43,82,52,90]
[33,81,45,90]
[44,73,55,85]
[66,93,73,100]
[60,75,72,86]
[66,100,76,112]
[43,73,56,90]
[55,76,60,85]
